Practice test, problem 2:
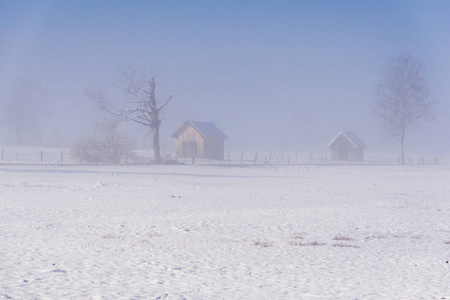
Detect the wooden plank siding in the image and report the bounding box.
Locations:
[175,125,204,158]
[330,138,364,161]
[204,137,224,160]
[173,121,227,160]
[328,131,366,161]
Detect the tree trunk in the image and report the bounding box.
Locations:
[152,126,162,163]
[149,78,162,164]
[400,134,405,165]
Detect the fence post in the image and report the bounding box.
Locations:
[41,151,43,163]
[1,150,3,160]
[61,151,64,163]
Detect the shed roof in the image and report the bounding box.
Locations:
[172,121,227,139]
[328,131,366,148]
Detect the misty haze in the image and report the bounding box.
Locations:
[1,1,449,299]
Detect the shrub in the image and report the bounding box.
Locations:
[71,119,134,164]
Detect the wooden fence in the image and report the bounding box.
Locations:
[0,147,71,164]
[0,146,440,166]
[175,151,440,166]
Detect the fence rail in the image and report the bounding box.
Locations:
[0,146,440,166]
[175,152,439,166]
[1,147,70,164]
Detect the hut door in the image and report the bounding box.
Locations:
[182,141,197,158]
[338,148,348,160]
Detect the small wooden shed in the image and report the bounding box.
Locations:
[328,131,366,161]
[172,121,227,160]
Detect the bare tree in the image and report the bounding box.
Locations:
[89,71,172,164]
[375,55,434,164]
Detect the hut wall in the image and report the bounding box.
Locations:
[348,149,356,161]
[347,147,364,161]
[204,138,225,160]
[330,135,364,161]
[175,125,204,158]
[330,136,352,160]
[355,147,364,161]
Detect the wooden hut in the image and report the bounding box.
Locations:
[328,131,366,161]
[172,121,227,160]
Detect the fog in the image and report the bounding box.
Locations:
[1,1,449,158]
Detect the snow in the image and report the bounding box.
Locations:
[1,164,449,299]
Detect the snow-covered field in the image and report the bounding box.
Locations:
[1,164,449,299]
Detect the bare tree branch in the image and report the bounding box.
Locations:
[87,70,173,163]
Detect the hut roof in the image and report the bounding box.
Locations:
[328,131,366,148]
[172,121,227,139]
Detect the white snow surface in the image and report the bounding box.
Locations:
[1,164,449,299]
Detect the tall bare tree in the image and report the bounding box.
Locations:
[375,55,434,164]
[89,70,172,164]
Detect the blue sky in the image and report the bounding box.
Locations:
[1,0,449,156]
